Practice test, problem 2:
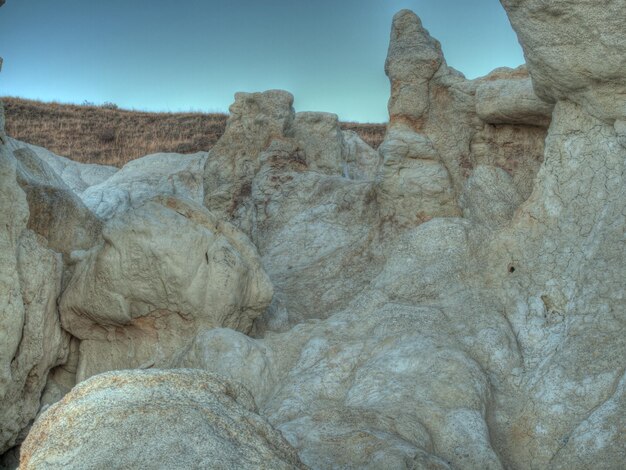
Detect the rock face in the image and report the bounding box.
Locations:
[6,138,117,195]
[2,1,625,469]
[475,77,554,126]
[385,10,443,125]
[167,6,624,470]
[81,151,207,220]
[0,113,69,455]
[20,370,305,470]
[500,0,626,122]
[59,196,272,381]
[13,146,103,259]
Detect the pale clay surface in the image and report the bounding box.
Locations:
[0,1,624,468]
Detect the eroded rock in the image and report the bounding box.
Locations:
[59,196,272,380]
[6,138,117,195]
[476,77,554,126]
[20,370,306,470]
[81,151,207,220]
[500,0,626,121]
[0,142,69,455]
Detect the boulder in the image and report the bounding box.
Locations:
[377,125,459,225]
[183,287,516,469]
[460,165,523,229]
[6,138,117,195]
[476,78,554,126]
[59,196,272,380]
[287,112,345,174]
[20,370,306,470]
[203,90,295,219]
[13,146,103,258]
[249,139,384,331]
[500,0,626,121]
[341,130,380,180]
[81,151,207,220]
[615,119,626,148]
[469,122,545,200]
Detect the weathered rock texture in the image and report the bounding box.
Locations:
[0,108,70,456]
[171,6,624,470]
[2,1,625,469]
[59,196,272,381]
[20,370,305,469]
[500,0,626,122]
[6,138,117,195]
[81,151,207,220]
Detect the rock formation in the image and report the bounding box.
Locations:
[0,107,70,456]
[60,196,273,381]
[0,1,624,468]
[20,370,305,469]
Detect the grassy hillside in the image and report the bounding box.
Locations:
[2,97,386,168]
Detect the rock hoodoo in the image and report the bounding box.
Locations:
[0,1,624,469]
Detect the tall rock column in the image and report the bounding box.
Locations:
[385,10,443,128]
[378,10,459,226]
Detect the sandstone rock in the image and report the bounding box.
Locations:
[377,125,459,225]
[0,145,69,454]
[476,78,554,126]
[5,138,117,195]
[179,7,625,468]
[20,370,306,470]
[4,2,625,468]
[460,165,523,228]
[249,139,384,331]
[81,151,207,219]
[615,119,626,148]
[176,328,277,405]
[385,10,443,124]
[59,196,272,380]
[13,147,103,258]
[341,130,380,180]
[381,10,549,205]
[485,101,626,469]
[469,123,545,200]
[287,112,345,174]
[203,90,294,219]
[500,0,626,121]
[185,287,515,469]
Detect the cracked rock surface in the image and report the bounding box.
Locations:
[0,1,624,469]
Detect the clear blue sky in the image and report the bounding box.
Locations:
[0,0,523,122]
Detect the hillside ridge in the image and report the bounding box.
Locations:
[1,97,386,167]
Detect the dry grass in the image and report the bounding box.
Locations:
[2,97,387,168]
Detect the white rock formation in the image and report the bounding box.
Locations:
[476,77,554,126]
[81,151,207,220]
[500,0,626,122]
[59,196,273,381]
[1,1,624,469]
[5,138,117,195]
[20,370,305,469]
[167,6,625,470]
[12,146,103,258]
[0,110,70,455]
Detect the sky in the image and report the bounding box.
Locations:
[0,0,524,122]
